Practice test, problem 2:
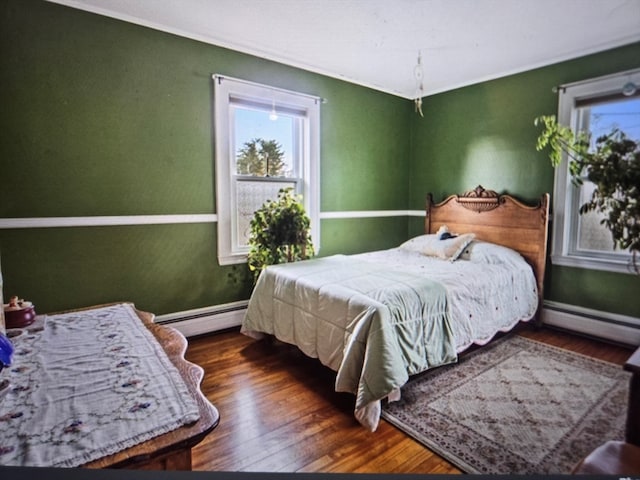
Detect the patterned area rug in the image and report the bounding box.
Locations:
[381,334,630,474]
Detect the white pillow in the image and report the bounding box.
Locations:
[400,228,476,262]
[399,234,438,254]
[458,240,524,264]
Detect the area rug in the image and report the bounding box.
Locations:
[381,334,630,474]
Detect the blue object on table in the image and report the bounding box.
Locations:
[0,333,14,369]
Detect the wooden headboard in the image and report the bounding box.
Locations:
[426,185,550,317]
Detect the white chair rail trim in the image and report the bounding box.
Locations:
[0,211,426,229]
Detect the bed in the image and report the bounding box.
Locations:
[241,186,550,431]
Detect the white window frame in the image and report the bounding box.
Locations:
[551,68,640,274]
[214,75,320,266]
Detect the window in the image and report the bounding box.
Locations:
[214,75,320,265]
[551,69,640,274]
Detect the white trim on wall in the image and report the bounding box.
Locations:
[407,210,426,217]
[0,210,426,229]
[320,210,425,219]
[0,214,218,229]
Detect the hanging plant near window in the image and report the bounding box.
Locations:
[534,115,640,274]
[247,188,315,283]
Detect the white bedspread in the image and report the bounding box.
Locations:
[353,247,539,352]
[242,255,458,431]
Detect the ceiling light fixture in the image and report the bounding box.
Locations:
[414,50,425,117]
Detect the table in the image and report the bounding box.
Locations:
[1,303,219,470]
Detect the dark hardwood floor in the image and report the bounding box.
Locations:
[184,322,634,473]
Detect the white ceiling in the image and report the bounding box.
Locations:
[49,0,640,99]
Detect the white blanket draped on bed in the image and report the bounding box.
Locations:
[242,255,458,431]
[354,246,539,352]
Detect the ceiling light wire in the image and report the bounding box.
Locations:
[414,50,424,117]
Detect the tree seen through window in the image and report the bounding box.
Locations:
[236,138,286,177]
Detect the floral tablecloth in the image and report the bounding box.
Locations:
[0,303,200,467]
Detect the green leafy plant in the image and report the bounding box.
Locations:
[535,115,640,273]
[247,188,315,282]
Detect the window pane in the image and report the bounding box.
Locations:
[586,97,640,141]
[236,180,297,247]
[573,97,640,255]
[575,181,615,252]
[233,106,296,177]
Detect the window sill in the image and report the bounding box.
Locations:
[551,253,636,275]
[218,252,248,266]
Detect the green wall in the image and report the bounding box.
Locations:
[409,42,640,317]
[0,0,411,314]
[1,0,638,320]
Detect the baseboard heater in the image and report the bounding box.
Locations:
[154,300,248,338]
[154,299,640,346]
[543,300,640,347]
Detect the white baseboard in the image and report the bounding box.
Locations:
[542,301,640,346]
[154,300,248,338]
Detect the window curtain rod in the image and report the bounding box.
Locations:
[213,74,327,105]
[552,67,640,94]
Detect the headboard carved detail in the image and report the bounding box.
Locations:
[455,185,504,213]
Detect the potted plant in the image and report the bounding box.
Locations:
[247,187,315,283]
[534,115,639,273]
